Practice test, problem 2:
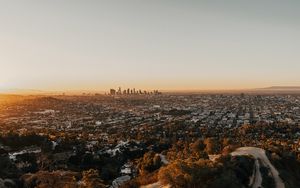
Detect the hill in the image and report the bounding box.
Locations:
[259,86,300,90]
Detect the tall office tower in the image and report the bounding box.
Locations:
[133,88,136,94]
[118,87,122,95]
[110,89,116,95]
[127,88,130,95]
[139,89,142,94]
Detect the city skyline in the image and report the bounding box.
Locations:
[1,1,300,93]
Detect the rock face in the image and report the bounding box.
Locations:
[231,147,285,188]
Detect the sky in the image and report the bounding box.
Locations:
[0,0,299,92]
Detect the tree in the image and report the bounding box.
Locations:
[204,138,219,155]
[158,159,216,188]
[138,152,162,175]
[80,169,106,188]
[158,155,254,188]
[190,139,208,160]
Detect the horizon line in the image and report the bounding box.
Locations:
[1,86,300,95]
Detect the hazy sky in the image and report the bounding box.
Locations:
[0,0,299,92]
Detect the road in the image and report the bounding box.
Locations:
[231,147,285,188]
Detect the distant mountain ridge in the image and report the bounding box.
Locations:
[258,86,300,90]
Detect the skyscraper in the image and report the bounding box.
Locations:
[110,89,116,95]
